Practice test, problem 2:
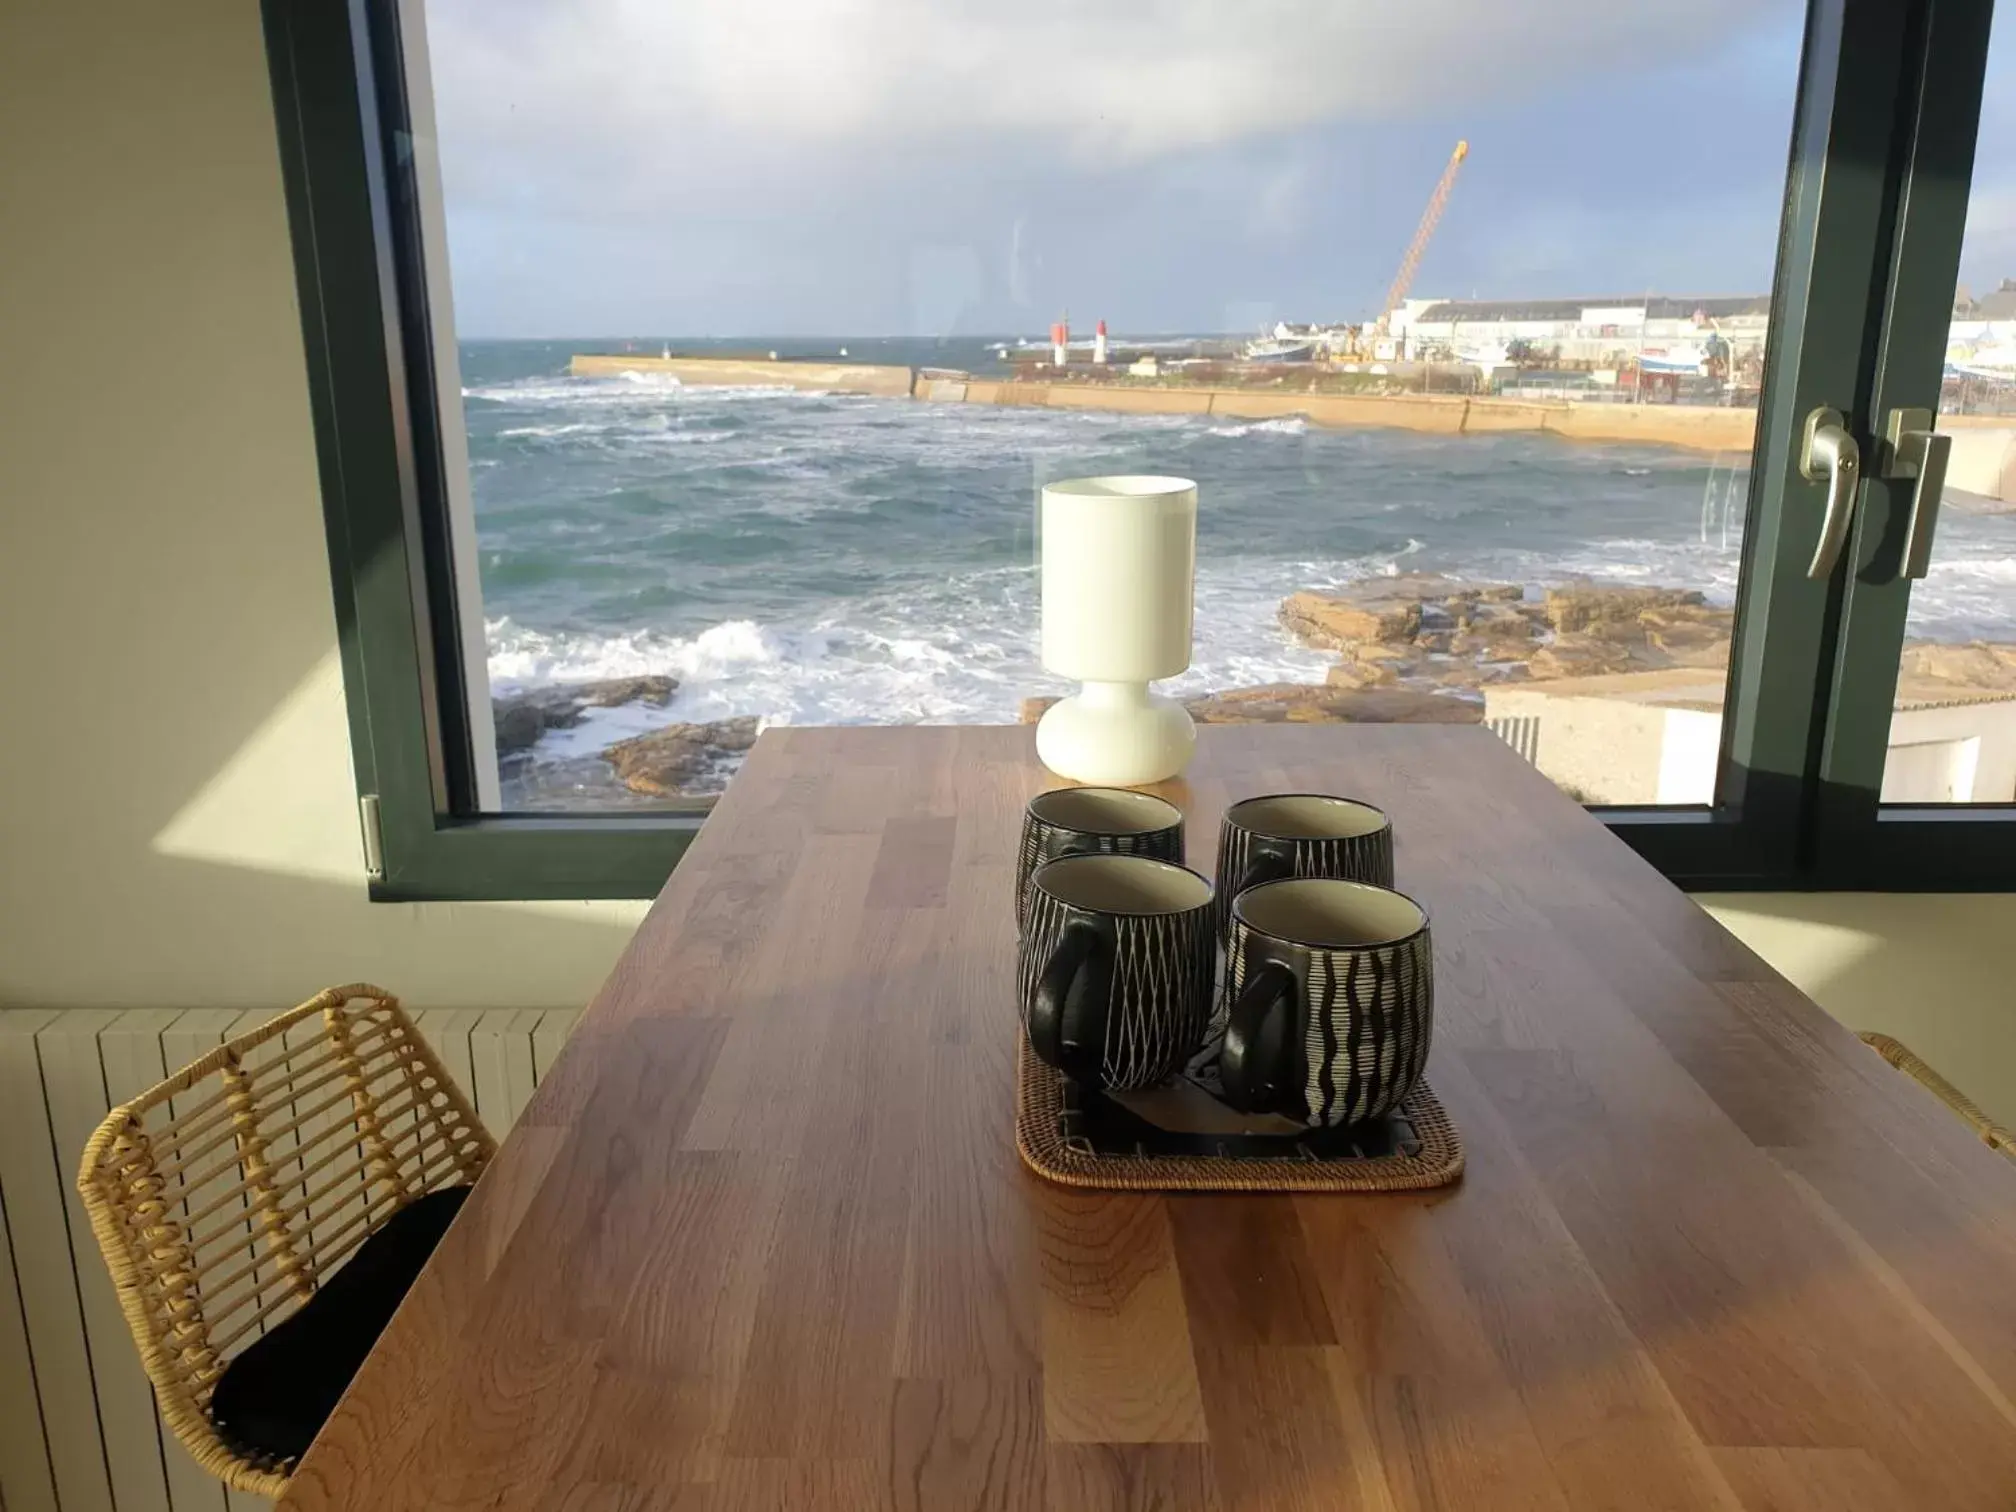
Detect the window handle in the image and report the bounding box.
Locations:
[1800,406,1862,580]
[1881,407,1951,581]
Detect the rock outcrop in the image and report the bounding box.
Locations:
[492,675,679,755]
[1276,575,1739,693]
[1542,584,1706,634]
[601,716,761,797]
[1900,641,2016,693]
[1184,685,1482,725]
[1638,604,1735,666]
[1527,635,1644,680]
[1280,590,1422,648]
[1280,573,1526,652]
[1448,601,1540,660]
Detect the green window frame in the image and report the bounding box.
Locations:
[263,0,2008,901]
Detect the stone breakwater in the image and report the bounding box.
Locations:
[569,355,2016,479]
[493,573,2016,806]
[568,354,1761,453]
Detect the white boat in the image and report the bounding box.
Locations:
[1637,344,1710,376]
[1243,338,1315,362]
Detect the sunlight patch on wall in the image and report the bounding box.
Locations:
[1702,900,1884,998]
[152,648,365,884]
[148,646,650,926]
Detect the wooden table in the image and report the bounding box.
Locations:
[283,726,2016,1511]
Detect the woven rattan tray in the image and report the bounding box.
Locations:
[1015,1031,1464,1193]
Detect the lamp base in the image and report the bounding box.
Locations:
[1036,681,1197,786]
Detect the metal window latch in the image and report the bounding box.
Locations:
[1879,407,1951,581]
[359,794,386,882]
[1799,405,1862,579]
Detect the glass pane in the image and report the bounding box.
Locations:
[1883,6,2016,805]
[410,0,1803,812]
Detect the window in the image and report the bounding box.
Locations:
[262,0,2011,899]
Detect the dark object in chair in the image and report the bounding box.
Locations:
[211,1184,473,1466]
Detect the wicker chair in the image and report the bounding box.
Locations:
[1860,1030,2016,1160]
[76,985,495,1496]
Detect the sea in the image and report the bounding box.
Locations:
[460,337,2016,763]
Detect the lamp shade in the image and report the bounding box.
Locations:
[1040,475,1196,682]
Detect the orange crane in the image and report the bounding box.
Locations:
[1378,139,1468,332]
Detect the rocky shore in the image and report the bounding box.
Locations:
[492,674,764,808]
[1275,575,1736,691]
[495,575,2016,806]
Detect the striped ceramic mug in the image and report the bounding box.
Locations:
[1016,786,1185,931]
[1214,793,1395,935]
[1018,854,1217,1092]
[1219,877,1433,1128]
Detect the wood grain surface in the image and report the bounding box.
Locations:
[281,726,2016,1511]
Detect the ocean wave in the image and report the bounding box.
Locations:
[1208,416,1310,439]
[466,374,836,408]
[496,422,605,439]
[488,616,780,688]
[485,551,1352,745]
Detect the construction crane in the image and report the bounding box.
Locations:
[1377,140,1468,333]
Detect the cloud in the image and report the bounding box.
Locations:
[423,0,1761,190]
[416,0,1806,333]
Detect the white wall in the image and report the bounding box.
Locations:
[1,0,2012,1132]
[1701,896,2016,1128]
[0,0,646,1013]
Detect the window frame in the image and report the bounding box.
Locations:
[1606,0,2002,890]
[265,0,697,900]
[1809,0,2014,889]
[263,0,2009,901]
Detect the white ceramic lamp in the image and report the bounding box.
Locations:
[1037,475,1198,786]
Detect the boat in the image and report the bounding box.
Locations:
[1243,338,1315,363]
[1636,344,1710,376]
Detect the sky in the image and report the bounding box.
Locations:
[421,0,2016,339]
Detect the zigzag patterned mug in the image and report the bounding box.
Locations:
[1214,794,1395,937]
[1019,854,1217,1091]
[1219,877,1434,1128]
[1016,786,1185,931]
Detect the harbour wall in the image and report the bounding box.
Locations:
[568,355,2016,487]
[569,354,916,397]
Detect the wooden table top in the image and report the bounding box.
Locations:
[283,725,2016,1511]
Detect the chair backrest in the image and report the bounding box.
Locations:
[1860,1030,2016,1159]
[76,984,495,1493]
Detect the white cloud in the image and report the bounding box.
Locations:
[416,0,1803,330]
[423,0,1761,170]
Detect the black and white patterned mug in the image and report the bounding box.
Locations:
[1215,793,1395,934]
[1219,877,1433,1128]
[1016,786,1185,930]
[1019,854,1217,1092]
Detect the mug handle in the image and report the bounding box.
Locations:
[1220,960,1300,1114]
[1028,920,1112,1085]
[1237,839,1296,896]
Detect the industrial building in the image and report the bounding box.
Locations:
[1391,293,1773,370]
